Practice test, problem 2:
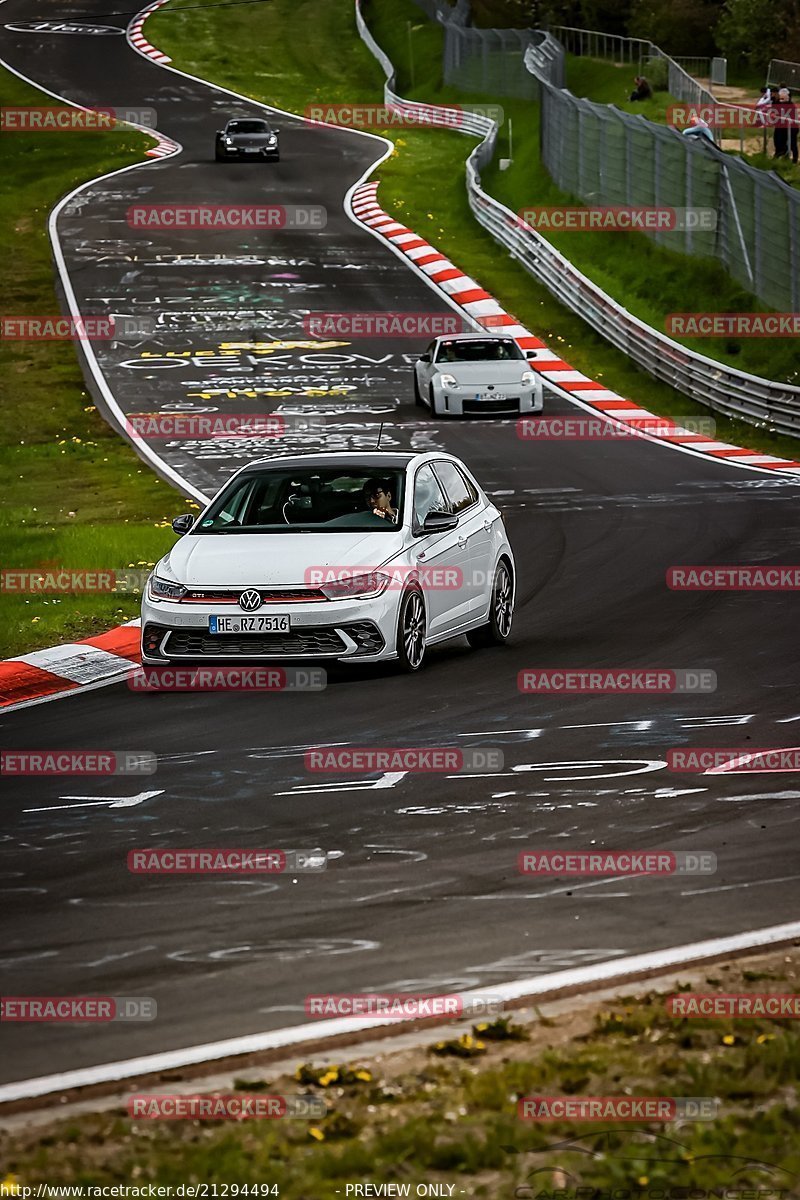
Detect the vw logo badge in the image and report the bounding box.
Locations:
[238,589,262,612]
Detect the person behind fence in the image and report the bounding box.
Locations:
[682,114,714,144]
[629,75,652,102]
[777,87,800,163]
[772,87,793,159]
[755,85,771,126]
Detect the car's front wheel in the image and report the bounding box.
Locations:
[467,559,514,648]
[413,371,424,407]
[395,587,426,672]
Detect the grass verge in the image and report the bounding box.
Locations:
[1,952,798,1193]
[0,69,193,659]
[148,0,800,465]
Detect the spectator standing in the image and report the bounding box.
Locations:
[773,87,792,159]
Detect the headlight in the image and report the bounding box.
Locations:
[320,572,391,600]
[225,137,234,145]
[148,575,187,601]
[521,371,536,386]
[439,373,459,390]
[267,135,277,145]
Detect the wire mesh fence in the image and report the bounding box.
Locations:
[429,10,800,312]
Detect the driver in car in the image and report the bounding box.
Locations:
[364,478,400,523]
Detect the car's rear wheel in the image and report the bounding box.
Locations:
[395,587,426,672]
[467,559,513,648]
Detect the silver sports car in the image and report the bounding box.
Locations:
[414,334,544,417]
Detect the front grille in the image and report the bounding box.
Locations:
[180,588,328,605]
[462,397,520,415]
[163,628,346,658]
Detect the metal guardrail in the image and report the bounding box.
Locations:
[354,0,800,436]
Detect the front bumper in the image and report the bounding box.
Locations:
[219,144,279,160]
[140,593,397,664]
[434,385,543,417]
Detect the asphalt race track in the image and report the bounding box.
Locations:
[1,0,800,1088]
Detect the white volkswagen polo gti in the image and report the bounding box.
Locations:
[141,452,515,672]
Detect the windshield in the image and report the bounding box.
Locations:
[227,120,270,134]
[435,339,524,363]
[196,468,406,533]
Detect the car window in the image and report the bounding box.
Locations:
[413,464,450,528]
[434,339,524,363]
[196,468,404,532]
[228,120,269,134]
[434,462,478,514]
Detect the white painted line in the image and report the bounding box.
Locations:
[24,790,163,814]
[2,920,798,1104]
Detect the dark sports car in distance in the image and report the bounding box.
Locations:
[215,117,280,162]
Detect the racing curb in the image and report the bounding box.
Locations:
[351,181,800,476]
[128,0,172,66]
[0,621,141,711]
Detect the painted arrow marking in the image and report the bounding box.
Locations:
[24,790,163,813]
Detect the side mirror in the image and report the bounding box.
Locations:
[172,514,195,535]
[273,127,281,134]
[419,352,431,363]
[422,510,458,534]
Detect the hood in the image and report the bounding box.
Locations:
[160,531,405,587]
[435,361,531,384]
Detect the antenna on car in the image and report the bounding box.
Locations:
[376,422,384,450]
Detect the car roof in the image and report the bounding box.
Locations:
[237,451,423,474]
[434,333,517,342]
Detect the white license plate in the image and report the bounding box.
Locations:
[209,615,290,634]
[476,392,505,400]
